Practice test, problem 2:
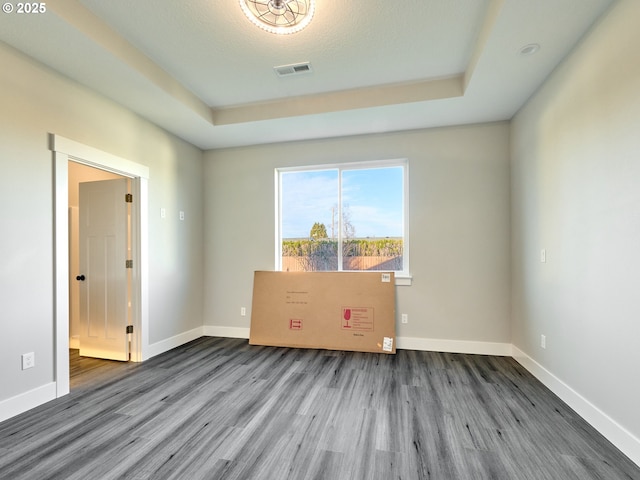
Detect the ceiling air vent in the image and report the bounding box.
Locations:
[274,62,313,77]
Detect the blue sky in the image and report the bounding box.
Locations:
[281,166,404,238]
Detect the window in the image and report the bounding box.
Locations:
[276,160,409,279]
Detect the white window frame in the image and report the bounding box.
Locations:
[275,159,411,285]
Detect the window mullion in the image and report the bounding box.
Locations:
[337,167,343,271]
[275,170,283,271]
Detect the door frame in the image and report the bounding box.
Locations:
[51,134,149,397]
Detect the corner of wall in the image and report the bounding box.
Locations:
[513,345,640,467]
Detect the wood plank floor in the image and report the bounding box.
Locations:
[1,337,638,480]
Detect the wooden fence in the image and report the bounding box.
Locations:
[282,255,402,272]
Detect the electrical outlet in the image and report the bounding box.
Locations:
[179,211,185,221]
[160,208,166,219]
[540,249,546,263]
[240,307,246,316]
[540,335,546,349]
[21,352,35,370]
[401,314,408,324]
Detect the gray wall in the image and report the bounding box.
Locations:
[511,0,640,443]
[203,124,511,345]
[0,42,204,402]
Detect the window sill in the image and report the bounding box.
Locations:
[395,274,412,286]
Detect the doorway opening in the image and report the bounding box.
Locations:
[69,163,130,359]
[69,348,138,392]
[52,134,149,399]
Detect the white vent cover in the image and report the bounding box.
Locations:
[274,62,313,77]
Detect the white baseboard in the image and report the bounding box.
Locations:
[146,326,205,359]
[396,336,512,356]
[512,346,640,467]
[198,328,512,357]
[0,382,56,423]
[203,325,250,339]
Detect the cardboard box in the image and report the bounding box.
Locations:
[249,271,396,354]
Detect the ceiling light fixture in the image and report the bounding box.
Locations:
[240,0,315,35]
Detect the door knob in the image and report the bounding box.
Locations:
[76,274,86,281]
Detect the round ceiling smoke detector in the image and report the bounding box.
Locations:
[240,0,315,35]
[519,43,541,57]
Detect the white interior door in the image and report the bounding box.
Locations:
[78,179,129,361]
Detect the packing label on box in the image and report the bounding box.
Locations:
[341,307,374,331]
[285,290,308,305]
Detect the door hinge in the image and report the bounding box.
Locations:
[126,260,134,269]
[126,325,133,334]
[125,193,133,203]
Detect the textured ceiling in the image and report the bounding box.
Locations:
[77,0,488,106]
[0,0,615,149]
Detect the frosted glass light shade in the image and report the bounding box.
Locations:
[240,0,315,35]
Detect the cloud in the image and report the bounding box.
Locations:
[280,167,404,239]
[281,171,338,237]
